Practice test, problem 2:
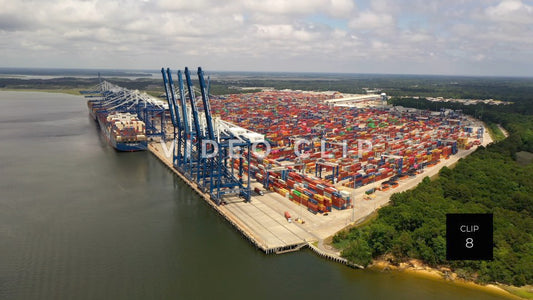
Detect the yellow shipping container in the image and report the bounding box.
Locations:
[278,188,288,197]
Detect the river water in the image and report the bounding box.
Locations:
[0,91,511,299]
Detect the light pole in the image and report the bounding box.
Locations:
[351,191,355,222]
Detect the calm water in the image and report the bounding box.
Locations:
[0,91,510,300]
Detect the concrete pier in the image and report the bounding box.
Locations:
[148,142,315,254]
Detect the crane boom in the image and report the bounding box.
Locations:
[177,70,190,138]
[197,67,216,141]
[184,67,202,139]
[166,69,182,131]
[161,68,179,128]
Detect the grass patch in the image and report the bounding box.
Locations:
[354,210,379,227]
[500,285,533,299]
[516,151,533,166]
[486,122,506,142]
[332,210,379,251]
[332,237,352,250]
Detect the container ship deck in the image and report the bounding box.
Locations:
[87,100,147,152]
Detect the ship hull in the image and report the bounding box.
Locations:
[111,139,148,152]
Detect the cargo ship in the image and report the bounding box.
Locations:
[87,100,147,151]
[87,100,100,120]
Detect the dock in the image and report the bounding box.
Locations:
[149,142,316,254]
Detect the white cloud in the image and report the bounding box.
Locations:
[485,0,533,24]
[348,11,394,30]
[243,0,355,18]
[255,24,316,42]
[473,54,486,61]
[326,0,357,18]
[0,0,531,76]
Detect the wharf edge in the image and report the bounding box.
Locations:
[148,143,305,254]
[148,142,363,269]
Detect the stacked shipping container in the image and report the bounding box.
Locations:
[210,90,478,212]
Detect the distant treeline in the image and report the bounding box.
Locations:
[3,74,533,102]
[208,75,533,100]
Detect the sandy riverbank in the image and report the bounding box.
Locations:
[370,258,529,299]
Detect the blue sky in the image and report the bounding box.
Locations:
[0,0,532,76]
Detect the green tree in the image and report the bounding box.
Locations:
[391,232,414,259]
[341,239,373,267]
[367,223,396,256]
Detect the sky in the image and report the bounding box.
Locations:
[0,0,532,76]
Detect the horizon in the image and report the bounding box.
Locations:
[1,66,533,79]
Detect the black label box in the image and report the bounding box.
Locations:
[446,213,493,260]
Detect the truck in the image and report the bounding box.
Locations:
[284,211,292,223]
[254,187,264,196]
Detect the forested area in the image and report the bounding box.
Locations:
[334,95,533,286]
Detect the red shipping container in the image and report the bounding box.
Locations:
[324,187,336,194]
[287,179,295,188]
[307,202,318,212]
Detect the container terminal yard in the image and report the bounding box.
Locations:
[84,67,492,260]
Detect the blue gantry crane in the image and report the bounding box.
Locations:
[161,68,196,178]
[161,68,181,166]
[84,79,167,139]
[161,66,266,204]
[184,67,205,184]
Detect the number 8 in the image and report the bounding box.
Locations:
[465,238,474,248]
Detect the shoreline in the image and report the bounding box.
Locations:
[368,259,528,299]
[11,89,525,297]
